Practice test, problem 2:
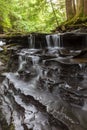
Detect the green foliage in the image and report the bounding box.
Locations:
[0,0,66,33]
[0,0,11,31]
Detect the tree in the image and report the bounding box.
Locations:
[0,0,66,33]
[84,0,87,16]
[66,0,87,20]
[65,0,76,19]
[76,0,84,17]
[0,0,12,32]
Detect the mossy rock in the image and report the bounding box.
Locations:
[54,16,87,33]
[0,110,15,130]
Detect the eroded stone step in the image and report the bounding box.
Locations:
[1,73,85,130]
[0,78,69,130]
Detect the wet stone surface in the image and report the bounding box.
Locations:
[0,46,87,130]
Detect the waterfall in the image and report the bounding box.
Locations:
[1,32,87,130]
[30,55,40,65]
[46,35,51,48]
[28,34,35,48]
[46,34,60,48]
[17,49,43,81]
[18,55,26,71]
[52,34,60,48]
[0,40,6,46]
[0,40,6,51]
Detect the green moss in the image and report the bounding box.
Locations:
[0,51,10,63]
[0,110,9,130]
[55,15,87,32]
[0,109,15,130]
[9,123,15,130]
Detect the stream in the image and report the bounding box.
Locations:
[0,34,87,130]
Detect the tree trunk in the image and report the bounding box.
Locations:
[64,0,87,27]
[76,0,84,16]
[84,0,87,16]
[65,0,76,19]
[72,0,76,16]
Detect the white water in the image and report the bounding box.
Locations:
[46,35,51,48]
[0,41,6,46]
[28,34,61,49]
[28,34,35,48]
[52,34,60,48]
[29,55,40,65]
[46,34,60,50]
[18,55,26,71]
[17,49,43,83]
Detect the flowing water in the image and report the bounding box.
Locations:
[0,34,87,130]
[46,34,60,48]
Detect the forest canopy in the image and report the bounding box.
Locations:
[0,0,87,33]
[0,0,66,33]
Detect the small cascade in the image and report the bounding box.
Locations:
[30,55,40,65]
[52,34,60,48]
[0,40,6,51]
[18,55,26,71]
[0,40,6,46]
[17,49,43,82]
[46,34,60,49]
[28,34,35,48]
[79,64,83,70]
[30,55,42,80]
[46,35,51,48]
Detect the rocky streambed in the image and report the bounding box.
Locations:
[0,33,87,130]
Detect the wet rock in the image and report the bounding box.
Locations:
[59,86,84,106]
[60,33,87,50]
[0,46,87,130]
